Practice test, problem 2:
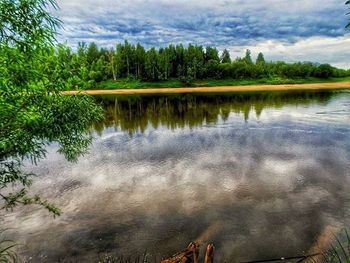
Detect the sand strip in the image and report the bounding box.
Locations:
[63,82,350,95]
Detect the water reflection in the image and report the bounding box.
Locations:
[93,91,335,135]
[4,90,350,263]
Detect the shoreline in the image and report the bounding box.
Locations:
[63,82,350,95]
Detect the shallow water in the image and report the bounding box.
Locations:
[3,90,350,262]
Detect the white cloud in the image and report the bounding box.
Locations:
[227,34,350,69]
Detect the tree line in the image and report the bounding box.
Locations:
[48,41,350,89]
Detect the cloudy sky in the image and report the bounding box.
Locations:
[55,0,350,68]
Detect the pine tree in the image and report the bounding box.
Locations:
[86,42,100,65]
[205,46,220,62]
[135,43,146,78]
[145,48,158,80]
[256,52,265,64]
[244,49,253,64]
[221,49,231,64]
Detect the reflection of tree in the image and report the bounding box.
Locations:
[94,91,335,136]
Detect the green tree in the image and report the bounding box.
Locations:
[50,41,350,84]
[77,42,88,64]
[135,43,145,78]
[86,42,100,65]
[167,44,177,77]
[107,48,117,80]
[89,56,106,82]
[186,44,205,79]
[205,46,220,62]
[0,0,102,215]
[244,49,253,64]
[158,47,171,80]
[314,64,333,78]
[221,49,231,64]
[124,40,135,77]
[145,48,158,80]
[205,59,220,78]
[256,52,265,64]
[175,44,185,77]
[115,43,126,77]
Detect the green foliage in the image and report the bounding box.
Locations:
[87,42,100,65]
[244,49,253,64]
[0,0,61,51]
[314,64,334,78]
[256,52,265,64]
[220,49,231,64]
[205,46,220,62]
[0,0,102,215]
[48,41,349,90]
[145,47,158,81]
[180,67,195,86]
[0,230,17,263]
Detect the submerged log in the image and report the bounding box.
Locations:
[160,242,214,263]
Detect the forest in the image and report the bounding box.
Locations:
[49,41,350,89]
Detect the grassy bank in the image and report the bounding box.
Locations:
[95,76,350,90]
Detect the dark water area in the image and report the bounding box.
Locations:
[3,90,350,262]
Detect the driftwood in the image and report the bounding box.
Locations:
[161,242,214,263]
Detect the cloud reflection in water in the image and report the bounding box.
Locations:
[4,91,350,262]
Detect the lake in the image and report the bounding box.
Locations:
[3,90,350,262]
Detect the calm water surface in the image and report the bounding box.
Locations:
[3,90,350,262]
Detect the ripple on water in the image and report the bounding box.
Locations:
[6,91,350,262]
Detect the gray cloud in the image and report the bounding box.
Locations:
[53,0,350,67]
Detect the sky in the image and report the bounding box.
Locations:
[55,0,350,68]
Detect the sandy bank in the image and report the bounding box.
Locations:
[63,82,350,95]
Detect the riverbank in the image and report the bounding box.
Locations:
[64,81,350,95]
[96,77,350,90]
